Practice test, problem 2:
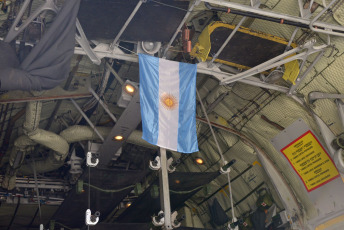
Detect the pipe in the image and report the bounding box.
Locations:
[19,127,156,175]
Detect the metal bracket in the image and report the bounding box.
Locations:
[86,151,99,167]
[85,209,100,226]
[220,159,236,174]
[152,210,165,226]
[171,211,181,228]
[4,0,59,43]
[149,156,161,170]
[228,217,239,230]
[168,158,180,173]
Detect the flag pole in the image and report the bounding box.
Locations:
[159,147,173,230]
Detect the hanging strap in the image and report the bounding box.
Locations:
[196,89,236,221]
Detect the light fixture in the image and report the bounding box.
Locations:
[117,80,139,108]
[113,135,124,141]
[175,179,181,184]
[195,157,204,165]
[126,202,132,208]
[124,83,136,95]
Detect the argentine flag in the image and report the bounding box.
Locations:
[139,54,198,153]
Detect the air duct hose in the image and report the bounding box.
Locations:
[3,101,157,189]
[19,126,157,175]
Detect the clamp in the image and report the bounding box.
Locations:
[220,159,236,174]
[86,151,99,167]
[152,210,165,226]
[85,209,100,226]
[167,158,180,173]
[149,156,161,170]
[228,217,239,230]
[171,211,184,228]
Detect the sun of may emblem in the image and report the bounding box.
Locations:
[160,92,178,110]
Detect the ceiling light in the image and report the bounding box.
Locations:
[175,179,180,184]
[195,157,204,165]
[113,135,124,141]
[126,202,132,208]
[124,83,136,95]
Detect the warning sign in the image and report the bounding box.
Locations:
[281,131,339,192]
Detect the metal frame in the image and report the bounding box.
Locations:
[208,0,260,66]
[72,0,338,97]
[208,16,247,66]
[220,40,327,85]
[201,0,344,37]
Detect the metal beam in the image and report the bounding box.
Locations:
[0,76,91,104]
[110,0,144,50]
[209,16,247,65]
[89,87,117,123]
[70,99,105,142]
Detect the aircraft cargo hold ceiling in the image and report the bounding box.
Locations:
[0,0,344,230]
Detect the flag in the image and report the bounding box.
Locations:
[139,54,198,153]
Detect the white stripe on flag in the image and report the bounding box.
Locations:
[157,59,180,151]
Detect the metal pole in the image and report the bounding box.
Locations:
[209,16,247,65]
[110,0,144,50]
[159,147,173,230]
[89,87,117,123]
[162,0,199,58]
[106,62,124,85]
[70,99,105,142]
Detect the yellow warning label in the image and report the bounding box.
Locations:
[281,131,339,192]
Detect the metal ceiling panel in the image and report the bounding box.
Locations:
[78,0,189,42]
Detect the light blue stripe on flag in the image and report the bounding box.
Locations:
[139,54,198,153]
[178,62,198,153]
[139,54,159,145]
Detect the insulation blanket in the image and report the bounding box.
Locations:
[0,0,80,91]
